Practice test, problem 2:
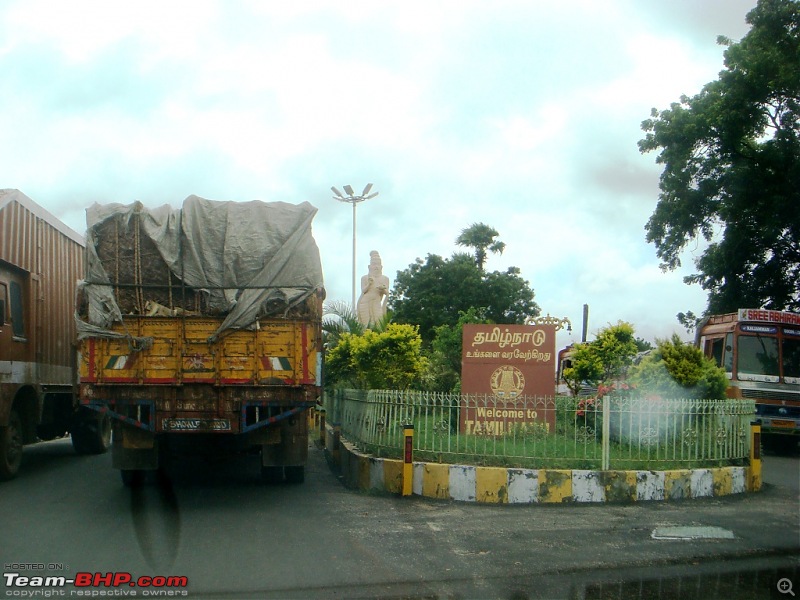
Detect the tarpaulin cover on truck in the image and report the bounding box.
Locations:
[77,195,324,341]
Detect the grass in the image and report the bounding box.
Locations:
[347,401,749,471]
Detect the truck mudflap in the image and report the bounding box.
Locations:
[81,398,315,434]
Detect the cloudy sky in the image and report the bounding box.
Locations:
[1,0,757,349]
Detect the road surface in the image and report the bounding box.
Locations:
[1,438,797,599]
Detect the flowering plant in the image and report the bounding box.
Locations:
[596,381,634,398]
[574,395,602,440]
[575,382,638,429]
[575,396,601,418]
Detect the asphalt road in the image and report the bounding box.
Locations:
[1,437,798,599]
[763,448,800,493]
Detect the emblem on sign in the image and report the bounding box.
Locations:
[490,365,525,398]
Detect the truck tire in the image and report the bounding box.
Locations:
[763,434,799,455]
[71,413,112,455]
[261,466,284,484]
[0,409,23,481]
[121,469,145,487]
[285,466,305,484]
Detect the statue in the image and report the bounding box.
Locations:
[357,250,390,327]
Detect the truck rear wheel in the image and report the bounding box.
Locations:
[72,412,112,455]
[285,466,305,484]
[0,410,23,481]
[121,469,145,487]
[763,434,799,455]
[261,466,284,484]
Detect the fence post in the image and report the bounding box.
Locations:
[332,391,341,456]
[319,407,326,447]
[402,424,414,496]
[601,396,610,471]
[749,421,762,491]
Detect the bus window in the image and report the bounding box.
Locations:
[708,337,724,367]
[783,331,800,384]
[723,333,734,373]
[737,334,779,382]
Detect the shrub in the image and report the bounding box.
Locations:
[628,334,727,399]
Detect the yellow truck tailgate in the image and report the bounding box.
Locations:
[80,317,320,386]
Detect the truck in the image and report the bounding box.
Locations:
[0,189,111,481]
[696,308,800,452]
[75,196,324,485]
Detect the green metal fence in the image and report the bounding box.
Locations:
[325,389,755,470]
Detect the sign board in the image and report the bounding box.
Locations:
[738,309,800,326]
[461,324,556,435]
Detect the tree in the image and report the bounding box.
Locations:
[324,323,428,389]
[676,310,701,334]
[322,300,364,349]
[456,222,506,270]
[588,321,639,381]
[561,322,639,394]
[634,337,654,353]
[639,0,800,315]
[561,343,604,396]
[427,307,490,392]
[628,334,728,399]
[390,252,539,345]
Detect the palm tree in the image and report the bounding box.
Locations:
[322,300,390,349]
[322,300,362,348]
[456,223,506,270]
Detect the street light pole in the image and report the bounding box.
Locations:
[331,183,379,308]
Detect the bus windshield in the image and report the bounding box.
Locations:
[737,334,779,383]
[784,333,800,384]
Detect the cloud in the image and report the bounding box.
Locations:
[0,0,760,347]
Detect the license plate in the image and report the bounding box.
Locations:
[771,420,795,428]
[162,418,231,431]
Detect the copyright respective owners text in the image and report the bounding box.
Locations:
[3,564,189,598]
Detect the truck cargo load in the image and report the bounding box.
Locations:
[76,196,325,485]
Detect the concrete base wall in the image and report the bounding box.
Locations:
[324,425,759,504]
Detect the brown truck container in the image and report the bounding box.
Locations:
[0,189,110,480]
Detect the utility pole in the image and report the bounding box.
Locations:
[331,184,379,308]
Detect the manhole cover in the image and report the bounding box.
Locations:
[651,526,735,540]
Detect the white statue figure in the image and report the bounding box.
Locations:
[357,250,390,327]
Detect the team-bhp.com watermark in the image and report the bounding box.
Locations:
[4,566,189,598]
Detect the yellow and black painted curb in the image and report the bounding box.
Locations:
[324,424,762,503]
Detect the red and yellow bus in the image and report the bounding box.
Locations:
[696,309,800,450]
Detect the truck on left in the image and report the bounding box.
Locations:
[0,189,110,480]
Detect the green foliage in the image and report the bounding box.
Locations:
[561,343,604,396]
[634,337,654,353]
[561,322,639,394]
[322,300,363,348]
[390,223,539,345]
[591,321,639,381]
[322,299,390,349]
[390,253,539,346]
[628,334,728,399]
[639,0,800,313]
[426,307,490,392]
[324,323,428,390]
[676,310,701,334]
[455,222,506,270]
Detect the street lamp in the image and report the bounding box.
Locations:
[331,183,379,308]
